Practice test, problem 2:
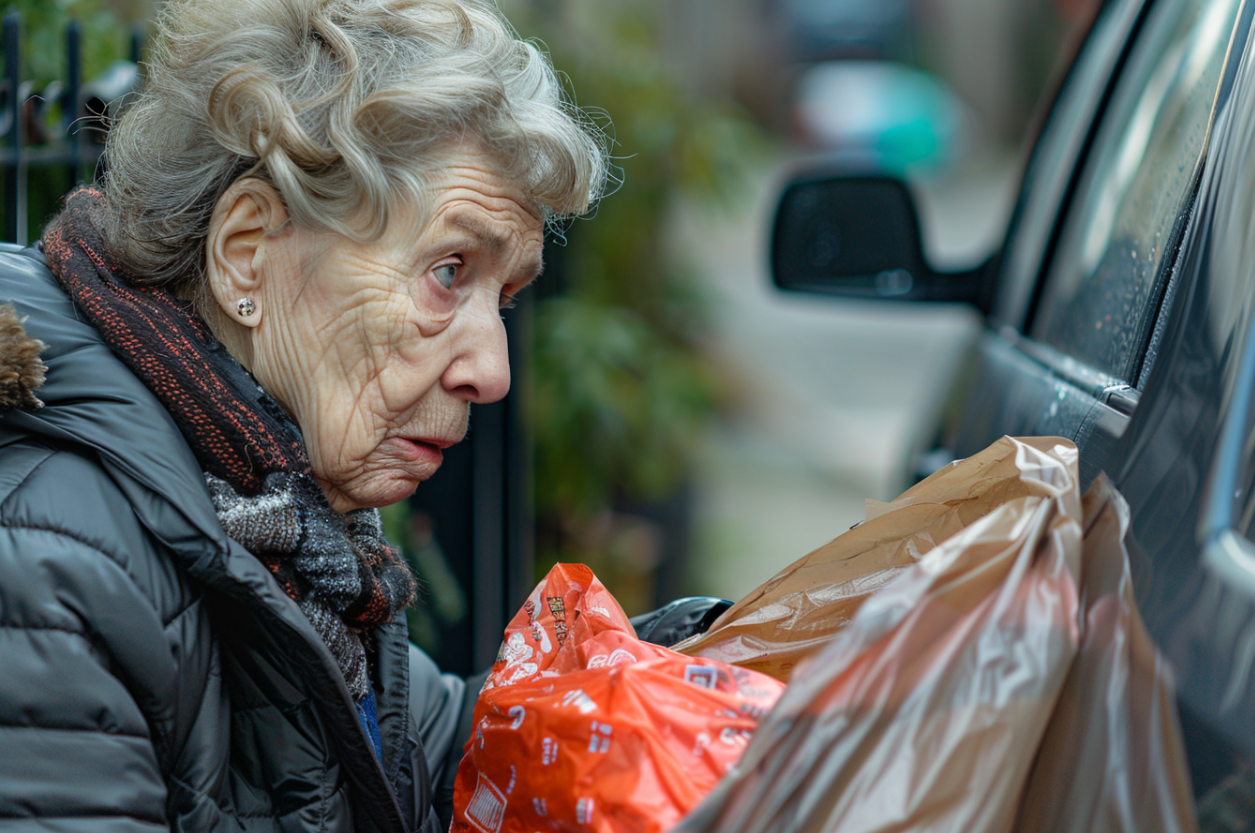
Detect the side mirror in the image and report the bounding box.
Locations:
[771,173,994,314]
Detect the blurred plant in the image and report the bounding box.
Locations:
[5,0,139,240]
[381,501,468,652]
[529,298,722,516]
[503,0,768,600]
[14,0,134,89]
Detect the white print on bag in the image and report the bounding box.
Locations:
[506,765,516,795]
[542,736,559,765]
[503,633,532,667]
[533,797,549,817]
[561,689,598,715]
[577,797,596,825]
[587,606,613,619]
[691,731,712,758]
[502,633,539,684]
[465,773,508,833]
[738,702,770,720]
[476,718,487,750]
[504,662,539,685]
[730,667,774,702]
[684,665,718,690]
[508,705,526,730]
[609,648,635,665]
[531,620,553,654]
[587,720,613,753]
[720,727,753,747]
[587,648,637,669]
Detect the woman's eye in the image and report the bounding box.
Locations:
[434,263,459,289]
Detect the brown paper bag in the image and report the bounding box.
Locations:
[673,437,1084,833]
[1014,475,1197,833]
[674,436,1080,682]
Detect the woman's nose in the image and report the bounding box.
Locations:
[440,306,511,404]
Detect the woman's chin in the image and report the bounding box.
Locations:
[319,470,428,513]
[314,439,451,512]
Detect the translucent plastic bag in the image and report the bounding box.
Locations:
[449,563,785,833]
[673,437,1085,833]
[674,436,1081,683]
[1014,475,1197,833]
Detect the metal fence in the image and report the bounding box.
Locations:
[0,12,145,245]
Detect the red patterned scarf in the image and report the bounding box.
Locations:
[42,188,415,697]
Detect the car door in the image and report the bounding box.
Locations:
[942,0,1247,487]
[1109,0,1255,802]
[771,0,1255,805]
[943,0,1255,802]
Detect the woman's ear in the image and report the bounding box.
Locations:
[205,179,289,329]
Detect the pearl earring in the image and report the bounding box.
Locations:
[237,297,257,317]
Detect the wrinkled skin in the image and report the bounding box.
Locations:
[206,152,544,512]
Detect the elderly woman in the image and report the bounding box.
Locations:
[0,0,605,830]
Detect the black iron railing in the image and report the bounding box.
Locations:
[0,11,143,244]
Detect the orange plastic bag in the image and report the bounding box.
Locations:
[449,563,785,833]
[1015,475,1197,833]
[674,436,1078,682]
[674,437,1084,833]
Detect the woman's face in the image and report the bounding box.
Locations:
[248,156,544,512]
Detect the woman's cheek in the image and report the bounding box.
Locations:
[310,405,372,486]
[410,282,460,338]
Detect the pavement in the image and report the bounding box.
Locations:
[676,149,1018,601]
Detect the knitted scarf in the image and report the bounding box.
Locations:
[42,188,416,699]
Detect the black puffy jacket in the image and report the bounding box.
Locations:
[0,246,471,832]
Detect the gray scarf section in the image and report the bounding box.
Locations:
[206,471,411,699]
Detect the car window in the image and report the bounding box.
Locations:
[993,0,1144,330]
[1029,0,1240,382]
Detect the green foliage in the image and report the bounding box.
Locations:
[530,297,722,516]
[381,499,468,658]
[505,1,768,569]
[3,0,137,240]
[9,0,132,90]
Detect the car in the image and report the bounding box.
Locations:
[771,0,1255,815]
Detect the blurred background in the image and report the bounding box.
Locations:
[488,0,1100,612]
[5,0,1099,671]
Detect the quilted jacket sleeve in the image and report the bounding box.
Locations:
[406,643,477,831]
[0,445,187,832]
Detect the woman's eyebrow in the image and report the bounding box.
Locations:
[449,213,509,255]
[449,213,544,280]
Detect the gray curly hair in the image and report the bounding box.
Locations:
[94,0,609,289]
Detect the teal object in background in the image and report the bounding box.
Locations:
[793,61,969,172]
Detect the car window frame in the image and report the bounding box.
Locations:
[989,0,1244,419]
[1200,0,1255,601]
[1024,0,1244,386]
[991,0,1151,332]
[1135,0,1255,390]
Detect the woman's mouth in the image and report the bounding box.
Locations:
[389,437,447,467]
